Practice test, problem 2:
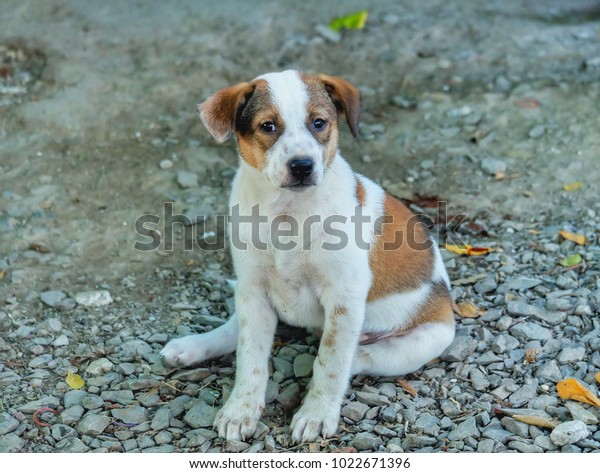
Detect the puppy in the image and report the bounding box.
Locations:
[161,70,455,444]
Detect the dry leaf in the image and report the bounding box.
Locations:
[563,182,582,191]
[396,378,417,397]
[524,348,539,364]
[0,271,4,281]
[596,372,600,384]
[446,243,493,256]
[559,230,586,246]
[455,301,485,318]
[556,378,600,408]
[512,414,558,429]
[515,97,542,109]
[65,370,85,390]
[451,273,488,286]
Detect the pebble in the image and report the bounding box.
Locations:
[506,301,565,324]
[277,383,300,409]
[159,159,173,169]
[351,432,383,451]
[0,413,19,436]
[508,380,539,407]
[448,417,479,441]
[119,340,153,359]
[355,392,390,406]
[314,24,341,43]
[557,345,585,363]
[183,401,218,428]
[414,413,440,435]
[112,406,149,424]
[76,413,111,436]
[74,290,113,307]
[40,290,67,307]
[86,357,114,375]
[226,440,250,452]
[508,440,543,453]
[341,402,369,422]
[293,353,315,378]
[0,432,26,453]
[535,360,563,383]
[477,439,495,453]
[18,396,61,413]
[565,402,598,425]
[550,421,589,446]
[81,394,104,410]
[177,170,199,188]
[491,334,519,354]
[505,277,542,291]
[474,277,498,293]
[151,408,172,431]
[59,405,84,425]
[440,336,478,362]
[528,125,546,139]
[510,322,552,341]
[54,437,89,452]
[51,424,77,441]
[480,158,507,176]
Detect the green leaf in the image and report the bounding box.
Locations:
[329,10,368,32]
[560,254,582,267]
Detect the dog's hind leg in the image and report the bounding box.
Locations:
[160,313,238,367]
[351,322,454,376]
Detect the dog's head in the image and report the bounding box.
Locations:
[198,70,360,190]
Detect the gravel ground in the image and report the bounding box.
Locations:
[1,0,600,453]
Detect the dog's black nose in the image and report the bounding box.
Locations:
[288,158,314,179]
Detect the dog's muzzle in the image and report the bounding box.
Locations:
[284,158,316,190]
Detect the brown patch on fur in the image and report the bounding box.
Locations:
[253,368,261,375]
[323,332,336,348]
[407,282,454,328]
[316,74,361,138]
[240,319,248,327]
[333,306,347,317]
[355,177,366,205]
[368,193,434,301]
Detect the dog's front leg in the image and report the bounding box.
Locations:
[291,296,364,443]
[214,282,278,441]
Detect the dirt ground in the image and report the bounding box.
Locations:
[1,0,600,453]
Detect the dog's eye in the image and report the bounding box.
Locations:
[260,122,277,133]
[312,118,327,131]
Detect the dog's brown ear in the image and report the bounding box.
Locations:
[198,82,255,143]
[317,74,361,138]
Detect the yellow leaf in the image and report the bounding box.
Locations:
[559,230,586,246]
[563,182,582,191]
[66,370,85,390]
[446,243,493,256]
[596,372,600,384]
[512,414,558,429]
[0,271,4,280]
[455,301,485,318]
[329,10,368,32]
[556,378,600,408]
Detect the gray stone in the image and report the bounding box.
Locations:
[112,406,149,424]
[177,170,199,188]
[475,277,498,293]
[529,125,546,139]
[535,360,563,383]
[440,335,478,362]
[81,394,104,410]
[52,334,69,346]
[508,380,539,407]
[225,440,249,453]
[501,417,529,437]
[40,290,67,307]
[550,421,589,446]
[64,390,86,408]
[51,424,77,441]
[401,435,437,449]
[86,357,114,375]
[272,357,294,379]
[74,290,113,307]
[277,383,300,409]
[101,390,135,405]
[293,353,315,378]
[482,428,513,442]
[505,278,542,291]
[470,368,491,390]
[510,322,552,341]
[477,439,495,453]
[491,334,520,354]
[507,301,566,325]
[557,346,586,363]
[341,402,369,422]
[314,24,341,43]
[355,392,390,406]
[183,401,218,428]
[28,354,53,368]
[151,408,171,430]
[440,399,462,418]
[144,445,175,453]
[534,435,558,451]
[378,383,397,399]
[54,437,90,452]
[59,405,84,425]
[565,402,598,425]
[351,432,383,451]
[0,433,25,452]
[481,158,507,176]
[17,396,61,413]
[546,298,575,311]
[76,413,111,436]
[155,431,173,444]
[414,413,440,436]
[0,370,21,386]
[508,440,543,453]
[0,413,19,435]
[448,417,479,441]
[119,340,153,359]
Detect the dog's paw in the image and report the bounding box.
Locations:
[160,334,212,367]
[214,396,262,441]
[290,402,339,444]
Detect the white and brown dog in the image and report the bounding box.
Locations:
[161,70,455,443]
